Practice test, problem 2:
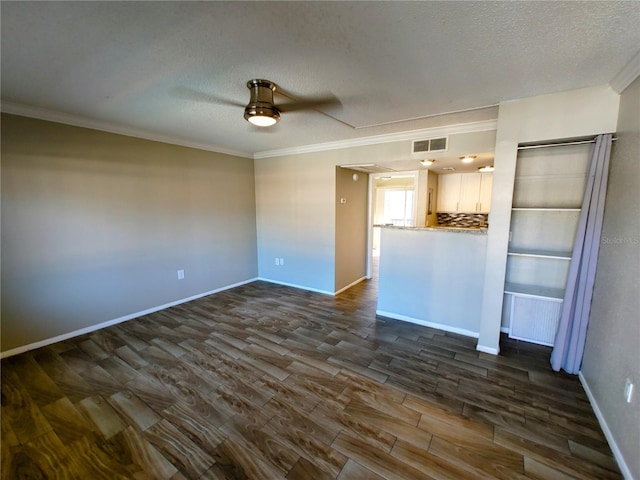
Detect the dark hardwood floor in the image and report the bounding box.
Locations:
[1,264,621,479]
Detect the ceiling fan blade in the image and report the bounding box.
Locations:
[276,94,342,113]
[171,86,244,108]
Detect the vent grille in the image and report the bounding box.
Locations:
[430,137,447,151]
[413,140,431,153]
[412,137,448,154]
[509,296,562,346]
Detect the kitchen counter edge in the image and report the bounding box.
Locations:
[376,225,488,235]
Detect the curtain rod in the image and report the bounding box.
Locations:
[518,136,616,150]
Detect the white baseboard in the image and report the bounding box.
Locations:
[476,344,500,355]
[474,329,508,356]
[0,278,259,359]
[258,275,367,296]
[334,276,367,295]
[257,277,334,296]
[579,372,633,480]
[375,310,479,338]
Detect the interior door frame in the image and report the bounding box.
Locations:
[366,171,420,279]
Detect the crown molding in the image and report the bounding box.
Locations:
[253,119,497,159]
[0,101,253,159]
[610,50,640,94]
[1,101,497,161]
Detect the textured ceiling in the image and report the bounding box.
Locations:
[1,1,638,158]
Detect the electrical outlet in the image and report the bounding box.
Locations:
[177,269,185,280]
[625,379,634,403]
[279,258,284,266]
[275,258,279,266]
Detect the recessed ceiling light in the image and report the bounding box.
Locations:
[420,159,435,166]
[460,155,476,164]
[478,165,495,172]
[442,167,456,171]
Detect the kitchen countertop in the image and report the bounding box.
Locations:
[375,225,488,235]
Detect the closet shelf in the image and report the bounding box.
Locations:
[507,248,573,260]
[504,283,565,300]
[511,207,581,212]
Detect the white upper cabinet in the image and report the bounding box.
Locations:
[459,174,482,212]
[437,173,493,213]
[437,174,462,212]
[479,173,493,213]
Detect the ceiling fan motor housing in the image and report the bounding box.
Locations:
[244,79,280,125]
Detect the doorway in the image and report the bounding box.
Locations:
[368,172,419,273]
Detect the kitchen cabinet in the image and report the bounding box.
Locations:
[437,172,492,213]
[436,174,461,212]
[479,173,493,212]
[503,144,590,345]
[459,174,481,212]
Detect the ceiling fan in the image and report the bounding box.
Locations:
[173,80,341,128]
[243,79,344,127]
[244,80,281,127]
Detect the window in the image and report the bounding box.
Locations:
[382,189,414,226]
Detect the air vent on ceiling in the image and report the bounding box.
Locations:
[412,137,448,154]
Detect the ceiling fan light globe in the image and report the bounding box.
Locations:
[247,114,278,127]
[244,105,280,127]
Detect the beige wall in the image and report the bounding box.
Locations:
[335,168,368,291]
[1,114,258,353]
[581,77,640,479]
[254,152,337,293]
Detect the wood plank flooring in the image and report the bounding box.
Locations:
[1,268,622,479]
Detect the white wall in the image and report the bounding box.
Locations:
[377,228,487,336]
[476,85,620,354]
[1,114,258,354]
[581,76,640,480]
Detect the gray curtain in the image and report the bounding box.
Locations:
[551,134,613,374]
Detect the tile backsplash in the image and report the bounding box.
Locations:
[437,212,488,228]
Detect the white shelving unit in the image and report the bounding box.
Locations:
[503,144,590,346]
